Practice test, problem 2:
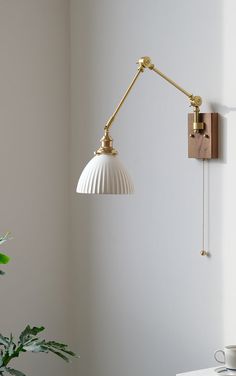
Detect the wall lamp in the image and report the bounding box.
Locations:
[77,56,218,196]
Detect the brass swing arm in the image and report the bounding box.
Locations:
[96,56,205,156]
[104,56,203,133]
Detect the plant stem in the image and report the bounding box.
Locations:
[2,344,24,367]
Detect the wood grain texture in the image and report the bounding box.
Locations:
[188,113,218,159]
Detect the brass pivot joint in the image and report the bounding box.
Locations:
[137,56,154,70]
[189,95,202,107]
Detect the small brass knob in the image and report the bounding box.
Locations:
[200,250,208,256]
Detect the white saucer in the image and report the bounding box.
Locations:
[215,367,236,375]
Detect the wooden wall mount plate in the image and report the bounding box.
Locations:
[188,113,218,159]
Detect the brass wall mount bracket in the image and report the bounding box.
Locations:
[188,113,218,159]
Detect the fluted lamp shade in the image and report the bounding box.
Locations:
[77,154,134,194]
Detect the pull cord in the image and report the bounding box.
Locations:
[200,159,208,257]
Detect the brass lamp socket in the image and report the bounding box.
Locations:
[95,130,118,155]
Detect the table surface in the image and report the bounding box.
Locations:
[177,367,217,375]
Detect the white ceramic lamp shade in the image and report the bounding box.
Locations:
[77,154,134,194]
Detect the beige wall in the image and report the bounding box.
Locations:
[0,1,227,376]
[70,0,223,375]
[0,1,71,376]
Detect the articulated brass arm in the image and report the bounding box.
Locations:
[138,57,204,133]
[138,56,202,106]
[97,56,204,155]
[104,66,144,132]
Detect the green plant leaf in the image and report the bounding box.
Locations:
[5,367,26,376]
[47,348,69,362]
[23,343,47,353]
[0,325,76,371]
[7,335,15,357]
[0,335,9,347]
[0,254,10,265]
[19,326,44,345]
[0,233,12,246]
[46,341,76,356]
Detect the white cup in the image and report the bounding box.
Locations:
[214,346,236,370]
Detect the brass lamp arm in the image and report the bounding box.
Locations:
[104,56,202,133]
[151,64,192,98]
[104,68,144,131]
[139,57,202,107]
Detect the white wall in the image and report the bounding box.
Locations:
[221,0,236,345]
[0,1,71,376]
[70,1,223,375]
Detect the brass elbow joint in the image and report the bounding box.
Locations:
[137,56,154,70]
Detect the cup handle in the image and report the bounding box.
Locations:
[214,350,225,364]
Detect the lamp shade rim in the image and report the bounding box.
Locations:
[77,154,134,194]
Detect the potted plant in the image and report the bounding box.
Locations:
[0,233,76,376]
